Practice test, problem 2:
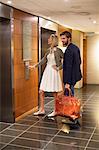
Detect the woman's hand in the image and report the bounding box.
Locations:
[52,65,59,71]
[28,65,36,69]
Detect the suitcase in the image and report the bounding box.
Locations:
[55,92,81,120]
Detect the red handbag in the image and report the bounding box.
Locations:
[55,90,81,120]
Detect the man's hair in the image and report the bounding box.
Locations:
[60,31,72,39]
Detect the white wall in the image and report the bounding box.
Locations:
[39,17,58,33]
[87,35,99,84]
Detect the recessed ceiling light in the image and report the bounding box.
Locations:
[64,0,69,2]
[7,1,12,5]
[47,17,51,20]
[93,20,96,24]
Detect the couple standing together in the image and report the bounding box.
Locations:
[29,31,82,117]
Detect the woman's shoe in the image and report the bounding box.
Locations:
[48,111,57,117]
[34,110,45,116]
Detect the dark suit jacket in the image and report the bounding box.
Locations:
[63,43,82,86]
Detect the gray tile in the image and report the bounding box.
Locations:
[0,135,14,143]
[78,127,94,133]
[91,134,99,141]
[87,140,99,149]
[2,144,30,150]
[0,123,11,132]
[20,132,53,141]
[94,127,99,134]
[34,122,62,129]
[10,138,47,149]
[44,142,84,150]
[86,148,99,150]
[0,143,6,149]
[1,129,23,137]
[52,136,88,147]
[27,126,58,135]
[58,130,91,140]
[9,124,29,131]
[22,115,40,122]
[16,119,36,126]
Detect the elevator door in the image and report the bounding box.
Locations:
[0,17,14,122]
[41,28,56,96]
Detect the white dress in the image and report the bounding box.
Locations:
[40,52,63,92]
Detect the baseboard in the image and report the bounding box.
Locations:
[15,106,38,122]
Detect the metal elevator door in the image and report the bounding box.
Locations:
[0,17,14,122]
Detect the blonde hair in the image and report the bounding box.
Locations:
[50,34,58,47]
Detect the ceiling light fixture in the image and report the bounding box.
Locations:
[93,20,96,24]
[95,32,99,34]
[64,0,69,2]
[7,1,12,5]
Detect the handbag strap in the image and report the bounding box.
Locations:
[64,88,73,97]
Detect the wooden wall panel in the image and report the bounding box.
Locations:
[13,9,39,118]
[83,39,87,85]
[58,25,72,48]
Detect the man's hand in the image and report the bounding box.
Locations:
[65,84,70,90]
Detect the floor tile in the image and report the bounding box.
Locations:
[16,119,36,126]
[1,129,23,137]
[2,144,30,150]
[0,135,14,143]
[52,136,88,147]
[10,138,47,149]
[34,122,62,129]
[9,124,29,131]
[91,133,99,141]
[27,126,58,135]
[0,143,6,149]
[58,130,91,140]
[20,131,54,141]
[0,123,11,132]
[44,142,84,150]
[87,140,99,149]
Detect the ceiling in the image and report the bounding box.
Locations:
[0,0,99,33]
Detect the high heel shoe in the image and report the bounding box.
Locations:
[34,110,45,116]
[47,111,57,117]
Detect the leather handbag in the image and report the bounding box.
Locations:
[55,89,81,120]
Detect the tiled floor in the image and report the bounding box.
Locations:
[0,85,99,150]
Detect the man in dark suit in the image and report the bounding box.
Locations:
[60,31,82,96]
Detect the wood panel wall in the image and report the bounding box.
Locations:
[13,9,39,118]
[83,39,87,85]
[58,25,72,48]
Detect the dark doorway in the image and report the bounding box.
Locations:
[40,27,56,96]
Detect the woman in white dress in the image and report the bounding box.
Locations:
[29,34,63,117]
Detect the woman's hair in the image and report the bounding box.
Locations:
[50,34,58,47]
